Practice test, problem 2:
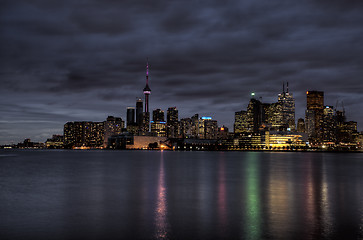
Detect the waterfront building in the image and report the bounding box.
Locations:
[45,135,64,149]
[64,121,104,149]
[265,131,306,150]
[104,116,124,148]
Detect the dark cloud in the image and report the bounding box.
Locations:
[1,0,363,144]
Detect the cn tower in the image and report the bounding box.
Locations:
[143,58,151,113]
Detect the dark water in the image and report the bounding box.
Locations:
[0,150,362,240]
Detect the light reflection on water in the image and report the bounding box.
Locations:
[244,153,261,240]
[154,152,169,239]
[0,150,362,240]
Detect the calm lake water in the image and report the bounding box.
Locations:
[0,150,362,240]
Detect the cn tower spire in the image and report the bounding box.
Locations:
[146,57,149,84]
[143,58,151,113]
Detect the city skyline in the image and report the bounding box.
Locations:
[1,1,363,144]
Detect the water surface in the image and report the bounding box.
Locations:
[0,150,362,239]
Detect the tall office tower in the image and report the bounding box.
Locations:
[167,107,179,138]
[297,118,305,133]
[305,109,316,139]
[103,116,124,148]
[247,93,263,132]
[126,107,135,126]
[278,82,296,130]
[180,118,192,138]
[153,109,165,122]
[323,106,336,144]
[142,59,151,133]
[151,109,166,137]
[265,102,283,130]
[234,110,248,133]
[191,114,199,138]
[136,98,143,127]
[203,118,218,139]
[306,90,324,143]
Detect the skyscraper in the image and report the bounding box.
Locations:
[167,107,179,138]
[247,94,263,132]
[306,90,324,143]
[153,109,164,122]
[136,98,143,127]
[323,106,336,144]
[126,107,135,126]
[277,82,295,131]
[234,110,248,133]
[203,118,218,139]
[151,109,166,137]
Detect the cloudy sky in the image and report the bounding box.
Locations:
[1,0,363,144]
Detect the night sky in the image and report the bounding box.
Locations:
[1,0,363,144]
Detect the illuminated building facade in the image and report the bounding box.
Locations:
[190,114,199,138]
[277,82,295,131]
[203,118,218,139]
[265,102,283,130]
[306,90,324,143]
[297,118,305,133]
[45,135,64,149]
[180,118,192,138]
[151,109,166,137]
[322,106,336,144]
[305,109,315,139]
[217,126,230,140]
[167,107,179,138]
[234,110,248,133]
[265,131,306,149]
[103,116,124,148]
[64,121,104,149]
[151,121,167,137]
